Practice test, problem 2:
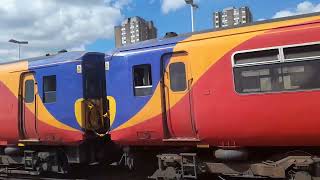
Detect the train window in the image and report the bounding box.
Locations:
[234,43,320,94]
[43,75,56,103]
[234,49,279,65]
[133,64,152,96]
[24,80,34,103]
[234,64,280,93]
[169,62,187,92]
[280,61,320,90]
[234,60,320,93]
[284,44,320,60]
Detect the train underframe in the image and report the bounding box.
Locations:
[0,135,116,176]
[116,146,320,180]
[2,140,320,180]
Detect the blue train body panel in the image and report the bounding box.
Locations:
[106,35,189,130]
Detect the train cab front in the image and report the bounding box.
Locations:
[79,52,110,139]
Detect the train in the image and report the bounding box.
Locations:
[1,12,320,179]
[0,51,112,175]
[105,12,320,179]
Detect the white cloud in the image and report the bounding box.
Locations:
[0,0,130,62]
[273,1,320,18]
[161,0,185,14]
[161,0,199,14]
[107,0,132,9]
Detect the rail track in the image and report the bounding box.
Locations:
[0,164,151,180]
[0,165,224,180]
[0,164,260,180]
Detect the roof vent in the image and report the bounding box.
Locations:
[58,49,68,53]
[164,32,178,38]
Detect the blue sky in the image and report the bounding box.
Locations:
[0,0,319,61]
[86,0,320,53]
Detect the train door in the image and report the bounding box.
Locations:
[81,54,109,134]
[19,72,38,140]
[162,52,197,140]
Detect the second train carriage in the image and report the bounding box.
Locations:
[105,13,320,179]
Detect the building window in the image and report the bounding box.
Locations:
[233,43,320,94]
[43,75,56,103]
[169,62,187,92]
[25,80,34,103]
[133,64,152,96]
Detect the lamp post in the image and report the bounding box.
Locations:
[185,0,199,32]
[9,39,28,60]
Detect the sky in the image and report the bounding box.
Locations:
[1,0,320,62]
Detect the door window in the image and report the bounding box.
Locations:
[25,80,34,103]
[169,62,187,92]
[83,60,106,99]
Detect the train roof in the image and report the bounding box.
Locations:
[0,51,86,67]
[113,12,320,54]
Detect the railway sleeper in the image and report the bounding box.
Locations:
[149,154,320,180]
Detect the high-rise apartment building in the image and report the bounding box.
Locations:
[214,6,253,28]
[114,16,157,48]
